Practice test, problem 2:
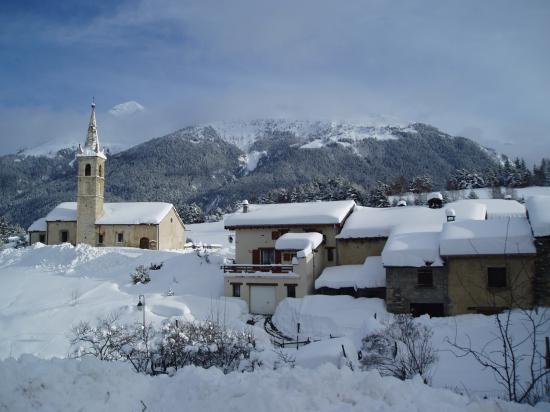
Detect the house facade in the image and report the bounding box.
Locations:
[28,102,186,250]
[223,200,355,314]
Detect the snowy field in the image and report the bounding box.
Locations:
[0,220,548,411]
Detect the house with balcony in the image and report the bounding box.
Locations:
[223,200,355,314]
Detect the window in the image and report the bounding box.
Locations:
[286,284,296,298]
[85,164,91,176]
[117,232,124,243]
[232,283,241,298]
[417,267,433,287]
[327,248,334,262]
[60,230,69,243]
[39,234,46,243]
[98,234,104,244]
[260,248,275,264]
[271,231,280,240]
[99,165,103,177]
[488,267,507,288]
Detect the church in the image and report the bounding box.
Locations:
[28,102,186,250]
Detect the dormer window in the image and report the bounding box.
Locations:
[85,164,91,176]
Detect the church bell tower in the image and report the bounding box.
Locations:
[76,101,106,245]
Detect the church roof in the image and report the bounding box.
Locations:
[28,217,47,232]
[44,202,175,225]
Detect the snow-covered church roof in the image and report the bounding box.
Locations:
[224,200,355,228]
[28,217,47,232]
[44,202,175,225]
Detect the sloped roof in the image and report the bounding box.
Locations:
[440,218,535,256]
[526,196,550,237]
[28,217,47,232]
[275,232,324,251]
[382,224,444,267]
[224,200,355,228]
[315,256,386,290]
[44,202,175,225]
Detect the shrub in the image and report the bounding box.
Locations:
[131,265,150,284]
[360,315,437,382]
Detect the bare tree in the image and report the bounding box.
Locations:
[361,314,438,382]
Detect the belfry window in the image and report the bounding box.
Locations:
[99,165,103,177]
[85,164,91,176]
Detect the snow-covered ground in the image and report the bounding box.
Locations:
[0,221,548,410]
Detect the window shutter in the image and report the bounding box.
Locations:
[271,231,280,240]
[275,250,281,264]
[252,249,260,264]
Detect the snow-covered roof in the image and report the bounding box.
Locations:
[382,225,444,267]
[526,196,550,237]
[224,200,355,228]
[45,202,77,222]
[315,256,385,290]
[45,202,175,225]
[96,203,174,225]
[440,218,536,256]
[275,232,323,251]
[28,217,47,232]
[428,192,443,201]
[336,199,525,240]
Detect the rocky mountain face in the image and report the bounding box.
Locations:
[0,121,498,228]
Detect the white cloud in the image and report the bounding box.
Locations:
[108,101,145,117]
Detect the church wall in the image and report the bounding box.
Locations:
[47,221,77,246]
[157,208,186,250]
[29,231,46,245]
[96,224,158,249]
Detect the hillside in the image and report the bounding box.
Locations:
[0,121,499,228]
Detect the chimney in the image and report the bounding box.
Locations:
[446,208,456,222]
[242,199,249,213]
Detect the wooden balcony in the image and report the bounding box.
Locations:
[222,264,294,274]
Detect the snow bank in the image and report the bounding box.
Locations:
[526,196,550,237]
[0,356,536,412]
[225,200,355,228]
[440,218,536,256]
[315,256,385,290]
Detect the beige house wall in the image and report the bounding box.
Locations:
[157,207,186,250]
[447,255,535,315]
[47,221,77,245]
[337,238,387,265]
[233,225,339,264]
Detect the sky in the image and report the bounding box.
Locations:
[0,0,549,163]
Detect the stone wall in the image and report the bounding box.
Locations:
[534,237,550,306]
[385,266,448,314]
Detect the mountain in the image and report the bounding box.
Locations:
[0,120,499,228]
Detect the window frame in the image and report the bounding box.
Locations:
[60,230,69,243]
[260,248,276,265]
[286,284,297,298]
[232,283,241,298]
[117,232,124,243]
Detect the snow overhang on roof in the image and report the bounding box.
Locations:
[275,232,324,251]
[440,217,536,256]
[526,196,550,237]
[315,256,385,290]
[382,224,444,268]
[28,217,47,232]
[224,200,355,229]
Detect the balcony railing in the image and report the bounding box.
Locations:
[222,264,294,274]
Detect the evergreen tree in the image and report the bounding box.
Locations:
[367,181,391,208]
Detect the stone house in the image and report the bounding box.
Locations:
[28,102,185,250]
[223,200,355,314]
[525,196,550,307]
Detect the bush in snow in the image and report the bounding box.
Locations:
[360,315,437,382]
[130,265,151,284]
[149,262,163,271]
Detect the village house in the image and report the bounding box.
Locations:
[223,200,355,314]
[525,196,550,307]
[27,102,186,250]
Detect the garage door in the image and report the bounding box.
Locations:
[250,285,277,315]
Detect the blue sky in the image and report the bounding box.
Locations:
[1,0,549,162]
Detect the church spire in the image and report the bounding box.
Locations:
[77,99,106,158]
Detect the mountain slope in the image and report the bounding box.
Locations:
[0,121,498,228]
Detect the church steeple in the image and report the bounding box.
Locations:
[77,100,106,158]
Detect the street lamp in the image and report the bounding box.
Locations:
[137,294,145,338]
